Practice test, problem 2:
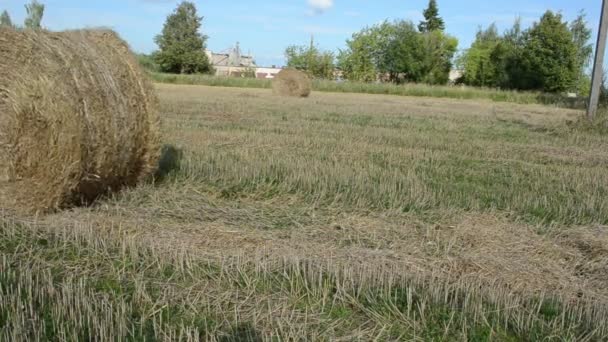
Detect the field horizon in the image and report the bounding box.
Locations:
[149,72,587,109]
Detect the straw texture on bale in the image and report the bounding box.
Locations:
[272,69,312,97]
[0,29,161,213]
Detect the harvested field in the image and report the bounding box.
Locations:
[2,84,608,340]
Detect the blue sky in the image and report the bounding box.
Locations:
[0,0,603,66]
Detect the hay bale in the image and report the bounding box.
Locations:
[272,69,312,97]
[0,28,161,213]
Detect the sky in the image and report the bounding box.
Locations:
[0,0,604,67]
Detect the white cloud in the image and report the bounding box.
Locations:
[308,0,334,14]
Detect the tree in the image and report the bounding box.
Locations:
[419,30,458,84]
[418,0,445,32]
[0,10,13,28]
[338,19,457,85]
[137,54,160,72]
[520,11,578,92]
[491,18,527,89]
[337,22,395,82]
[382,20,457,85]
[154,1,212,74]
[570,11,592,73]
[24,0,44,29]
[285,37,335,79]
[460,24,501,87]
[460,12,588,93]
[570,11,593,93]
[382,21,424,83]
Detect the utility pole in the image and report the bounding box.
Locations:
[588,0,608,120]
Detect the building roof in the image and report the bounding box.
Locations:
[205,42,256,67]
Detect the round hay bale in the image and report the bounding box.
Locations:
[272,69,312,97]
[0,28,161,213]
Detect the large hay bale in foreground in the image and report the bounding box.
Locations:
[272,69,312,97]
[0,29,161,213]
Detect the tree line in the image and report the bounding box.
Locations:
[1,0,598,95]
[1,1,45,29]
[287,0,457,85]
[458,12,593,94]
[149,0,456,85]
[285,1,594,95]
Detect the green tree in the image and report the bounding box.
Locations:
[137,54,160,72]
[460,24,501,87]
[339,19,457,85]
[382,21,424,82]
[418,0,445,32]
[383,20,457,84]
[154,1,212,74]
[419,30,458,84]
[461,13,588,93]
[337,22,394,82]
[491,18,527,89]
[285,37,335,79]
[0,10,13,28]
[570,11,593,93]
[24,0,44,29]
[520,11,578,92]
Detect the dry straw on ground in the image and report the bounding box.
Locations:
[0,29,161,213]
[272,69,312,97]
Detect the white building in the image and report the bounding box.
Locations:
[449,70,463,83]
[254,67,282,79]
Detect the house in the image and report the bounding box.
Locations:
[206,42,281,79]
[449,70,463,84]
[206,43,255,77]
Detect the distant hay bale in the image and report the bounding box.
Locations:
[0,28,161,213]
[272,69,312,97]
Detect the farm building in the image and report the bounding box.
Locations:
[206,42,282,79]
[254,66,283,79]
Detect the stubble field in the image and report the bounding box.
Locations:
[2,83,607,341]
